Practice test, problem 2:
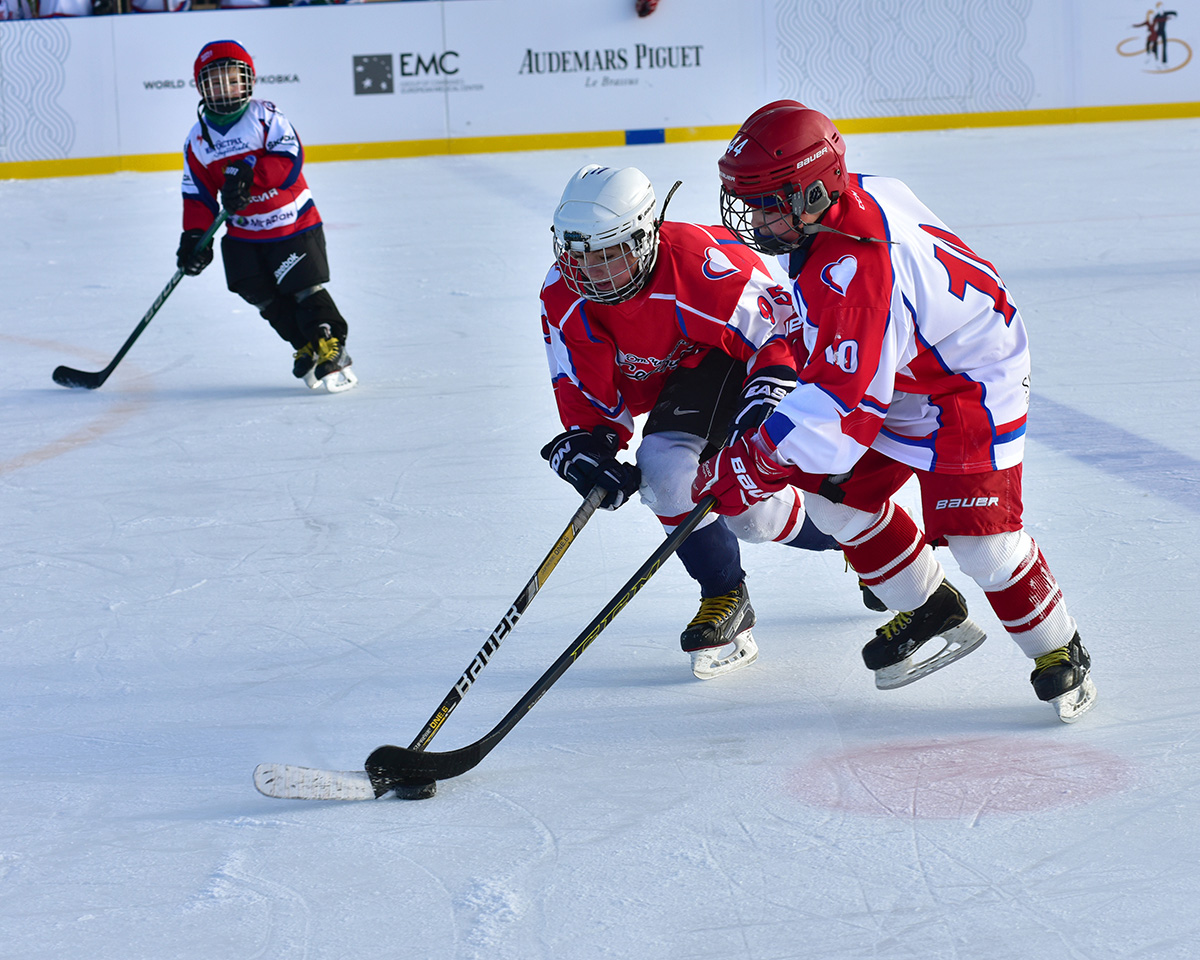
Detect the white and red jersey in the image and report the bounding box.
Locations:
[762,175,1030,476]
[182,99,321,243]
[541,221,798,445]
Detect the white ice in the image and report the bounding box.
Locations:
[2,119,1199,959]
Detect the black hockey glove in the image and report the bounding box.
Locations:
[541,425,642,510]
[726,365,798,444]
[220,158,256,213]
[176,229,213,276]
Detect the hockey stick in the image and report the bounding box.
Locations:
[406,484,607,752]
[363,495,716,797]
[253,485,605,801]
[52,211,229,389]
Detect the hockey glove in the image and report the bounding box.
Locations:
[726,365,797,444]
[692,426,793,516]
[176,229,213,276]
[220,157,256,213]
[541,425,642,510]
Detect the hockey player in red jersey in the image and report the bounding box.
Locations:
[176,40,355,393]
[692,101,1095,721]
[541,163,859,680]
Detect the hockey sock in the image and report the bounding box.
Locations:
[295,286,347,344]
[977,537,1075,658]
[256,297,302,346]
[841,502,943,612]
[675,517,745,598]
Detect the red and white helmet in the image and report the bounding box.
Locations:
[194,40,255,117]
[718,100,848,254]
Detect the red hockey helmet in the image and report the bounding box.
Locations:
[718,100,848,254]
[194,40,255,117]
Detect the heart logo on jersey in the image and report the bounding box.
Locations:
[820,255,858,296]
[702,247,740,280]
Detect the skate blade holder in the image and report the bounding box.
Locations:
[1049,674,1098,723]
[873,620,986,690]
[307,366,358,393]
[691,630,759,680]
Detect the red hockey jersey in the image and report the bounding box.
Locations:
[541,221,798,446]
[764,175,1030,476]
[182,99,322,243]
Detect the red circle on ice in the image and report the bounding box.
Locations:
[789,737,1134,819]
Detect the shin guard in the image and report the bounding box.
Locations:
[980,538,1075,658]
[842,502,943,613]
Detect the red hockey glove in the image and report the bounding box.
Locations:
[692,427,793,516]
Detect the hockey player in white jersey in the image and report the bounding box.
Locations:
[176,40,355,392]
[693,101,1095,721]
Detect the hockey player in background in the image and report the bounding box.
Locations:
[540,163,864,680]
[176,39,356,393]
[693,101,1095,721]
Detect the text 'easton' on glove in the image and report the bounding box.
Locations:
[692,427,793,516]
[726,365,797,444]
[176,229,214,276]
[541,425,642,510]
[220,157,257,213]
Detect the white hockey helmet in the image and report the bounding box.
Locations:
[552,164,660,304]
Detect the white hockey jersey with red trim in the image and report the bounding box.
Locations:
[541,221,798,445]
[762,174,1030,476]
[181,99,321,243]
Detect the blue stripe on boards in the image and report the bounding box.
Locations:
[625,128,666,145]
[1030,396,1200,513]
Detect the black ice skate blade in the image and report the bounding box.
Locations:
[390,779,437,800]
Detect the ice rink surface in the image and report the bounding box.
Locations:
[2,118,1199,959]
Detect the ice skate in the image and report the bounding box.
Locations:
[681,582,758,680]
[861,580,986,689]
[842,552,886,611]
[1030,632,1096,723]
[292,344,319,387]
[859,580,887,612]
[312,328,357,393]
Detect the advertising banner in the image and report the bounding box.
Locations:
[1,0,1196,176]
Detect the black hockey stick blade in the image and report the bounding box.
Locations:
[53,211,228,390]
[364,496,716,796]
[52,362,119,390]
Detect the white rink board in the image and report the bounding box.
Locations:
[0,0,1196,167]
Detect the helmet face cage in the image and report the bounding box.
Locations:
[551,165,660,304]
[198,58,254,116]
[719,187,802,255]
[718,101,847,254]
[553,229,658,305]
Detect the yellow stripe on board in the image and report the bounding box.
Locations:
[3,101,1197,181]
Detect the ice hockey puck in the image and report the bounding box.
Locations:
[392,779,437,800]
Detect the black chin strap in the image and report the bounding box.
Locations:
[654,179,683,228]
[196,102,216,152]
[786,217,893,278]
[800,221,893,245]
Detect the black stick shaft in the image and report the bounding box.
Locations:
[52,211,228,389]
[365,496,715,794]
[405,485,606,752]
